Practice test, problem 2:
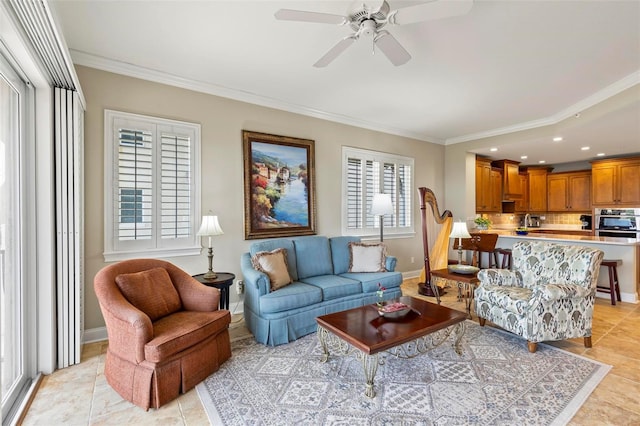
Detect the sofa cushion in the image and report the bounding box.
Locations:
[115,267,182,321]
[293,236,333,279]
[348,242,387,272]
[251,248,293,291]
[250,238,298,281]
[330,236,360,274]
[299,275,362,300]
[145,310,230,362]
[259,282,323,314]
[341,271,403,293]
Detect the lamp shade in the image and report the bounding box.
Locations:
[449,221,471,239]
[197,215,224,237]
[370,193,393,216]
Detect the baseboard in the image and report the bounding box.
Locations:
[83,327,107,344]
[402,270,422,279]
[83,303,245,344]
[596,290,638,304]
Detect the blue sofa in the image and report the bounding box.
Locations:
[240,235,403,346]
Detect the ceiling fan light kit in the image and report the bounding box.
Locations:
[275,0,473,67]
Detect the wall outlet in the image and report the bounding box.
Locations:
[236,279,244,295]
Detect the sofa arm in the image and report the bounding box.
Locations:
[240,253,270,294]
[100,299,153,364]
[533,283,592,301]
[477,269,521,287]
[386,255,397,272]
[168,265,220,311]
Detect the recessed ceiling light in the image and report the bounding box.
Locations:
[553,137,563,142]
[538,160,546,164]
[520,155,528,159]
[581,146,590,151]
[597,153,606,157]
[489,147,498,152]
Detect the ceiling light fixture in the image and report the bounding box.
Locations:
[489,147,498,152]
[553,137,563,142]
[538,160,546,164]
[581,146,590,151]
[520,155,528,159]
[597,153,606,157]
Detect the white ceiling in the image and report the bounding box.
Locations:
[50,0,640,166]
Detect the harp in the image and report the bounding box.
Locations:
[417,187,453,304]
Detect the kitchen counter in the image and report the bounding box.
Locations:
[483,229,639,246]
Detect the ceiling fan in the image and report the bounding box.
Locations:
[275,0,473,67]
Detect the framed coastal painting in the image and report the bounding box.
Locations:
[242,130,317,240]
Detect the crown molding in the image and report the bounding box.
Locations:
[446,71,640,145]
[69,49,443,144]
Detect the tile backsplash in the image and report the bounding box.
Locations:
[478,213,584,228]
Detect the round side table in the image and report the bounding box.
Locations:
[192,272,235,310]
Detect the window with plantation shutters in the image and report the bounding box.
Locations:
[342,147,414,238]
[104,110,201,261]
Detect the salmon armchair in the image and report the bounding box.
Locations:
[94,259,231,410]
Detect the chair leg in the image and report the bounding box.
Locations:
[584,336,592,348]
[478,317,486,326]
[613,266,621,302]
[527,341,537,353]
[608,265,616,305]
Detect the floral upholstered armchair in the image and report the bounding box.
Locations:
[474,241,604,353]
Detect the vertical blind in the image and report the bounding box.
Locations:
[54,87,84,368]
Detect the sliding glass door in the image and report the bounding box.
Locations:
[1,51,30,422]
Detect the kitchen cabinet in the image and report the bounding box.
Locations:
[547,171,591,212]
[476,158,502,212]
[591,157,640,206]
[492,160,522,201]
[526,167,552,212]
[515,173,529,212]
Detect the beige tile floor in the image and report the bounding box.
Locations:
[22,278,640,425]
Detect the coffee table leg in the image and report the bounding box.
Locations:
[452,322,466,356]
[355,352,379,398]
[318,326,330,363]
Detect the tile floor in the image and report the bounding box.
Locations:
[22,278,640,425]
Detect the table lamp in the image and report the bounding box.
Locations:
[370,193,394,242]
[197,214,224,280]
[450,221,472,265]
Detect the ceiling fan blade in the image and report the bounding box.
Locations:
[374,31,411,66]
[274,9,347,25]
[313,36,357,67]
[389,0,473,26]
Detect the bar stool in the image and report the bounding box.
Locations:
[598,259,622,305]
[493,248,513,269]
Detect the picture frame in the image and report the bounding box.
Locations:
[242,130,317,240]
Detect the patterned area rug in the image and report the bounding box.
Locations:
[197,321,610,425]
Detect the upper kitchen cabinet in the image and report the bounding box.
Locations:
[526,167,552,212]
[476,157,502,212]
[492,160,522,201]
[547,171,591,212]
[591,157,640,206]
[515,173,529,213]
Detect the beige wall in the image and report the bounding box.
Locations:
[78,65,446,331]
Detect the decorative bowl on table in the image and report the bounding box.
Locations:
[376,301,411,318]
[447,264,480,275]
[515,227,529,235]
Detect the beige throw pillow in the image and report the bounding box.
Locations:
[348,242,387,273]
[251,248,293,291]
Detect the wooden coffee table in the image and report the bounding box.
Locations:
[316,296,467,398]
